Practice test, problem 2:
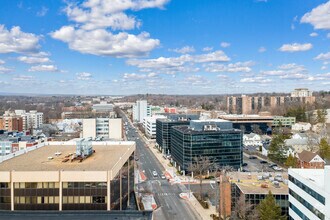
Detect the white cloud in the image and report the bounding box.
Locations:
[240,77,271,83]
[51,0,167,57]
[37,6,48,17]
[0,59,4,65]
[51,26,160,58]
[279,43,312,52]
[76,72,92,80]
[327,33,330,38]
[205,61,254,73]
[0,25,40,54]
[123,72,157,80]
[170,46,195,54]
[202,47,213,52]
[280,73,307,80]
[314,52,330,60]
[12,75,34,81]
[321,66,327,70]
[301,1,330,30]
[258,47,266,53]
[0,66,12,74]
[194,50,230,63]
[220,42,230,48]
[310,32,318,37]
[17,55,50,64]
[28,65,59,72]
[261,63,307,77]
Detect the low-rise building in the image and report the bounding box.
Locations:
[230,172,289,217]
[292,122,312,132]
[243,133,262,147]
[0,140,135,211]
[296,150,325,169]
[288,166,330,220]
[272,116,296,127]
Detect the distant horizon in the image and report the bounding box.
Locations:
[0,0,329,94]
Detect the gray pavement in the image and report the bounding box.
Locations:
[121,112,201,220]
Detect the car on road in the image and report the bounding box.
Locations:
[135,157,139,161]
[249,156,257,159]
[269,163,277,168]
[242,163,248,167]
[161,174,166,179]
[152,170,158,177]
[260,160,268,164]
[242,168,250,172]
[273,166,283,171]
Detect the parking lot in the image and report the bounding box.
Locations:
[243,154,284,173]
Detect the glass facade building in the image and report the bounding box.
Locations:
[155,114,199,155]
[170,121,243,171]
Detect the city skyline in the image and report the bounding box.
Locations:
[0,0,330,95]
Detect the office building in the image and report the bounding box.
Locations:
[171,119,243,171]
[0,140,135,211]
[155,114,199,154]
[92,102,114,112]
[288,166,330,220]
[132,100,151,123]
[0,141,12,156]
[230,172,289,217]
[143,115,167,139]
[82,118,123,140]
[218,114,273,134]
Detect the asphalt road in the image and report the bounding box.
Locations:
[120,112,201,220]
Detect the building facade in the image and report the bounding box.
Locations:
[143,115,167,139]
[272,116,296,127]
[14,110,43,130]
[82,118,123,140]
[0,112,23,132]
[291,88,313,97]
[132,100,151,123]
[155,114,199,155]
[170,119,243,171]
[288,166,330,220]
[0,141,135,211]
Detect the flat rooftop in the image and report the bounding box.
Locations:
[289,168,324,189]
[0,142,135,171]
[229,172,288,195]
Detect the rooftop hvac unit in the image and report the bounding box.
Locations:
[273,181,280,188]
[76,140,93,158]
[203,124,218,131]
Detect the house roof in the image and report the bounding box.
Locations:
[297,150,324,163]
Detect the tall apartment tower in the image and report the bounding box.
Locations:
[0,111,23,132]
[291,88,313,97]
[132,100,151,123]
[15,110,43,130]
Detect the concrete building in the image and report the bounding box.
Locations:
[291,88,313,97]
[0,140,135,211]
[0,112,23,132]
[171,119,242,171]
[272,116,296,127]
[227,89,315,115]
[288,166,330,220]
[230,172,289,217]
[156,114,199,154]
[82,118,123,140]
[292,122,312,132]
[14,110,43,130]
[132,100,151,123]
[142,115,167,139]
[0,141,12,156]
[218,114,273,134]
[92,102,114,112]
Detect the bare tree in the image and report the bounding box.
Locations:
[231,195,259,220]
[188,156,213,201]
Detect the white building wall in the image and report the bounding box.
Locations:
[82,119,97,139]
[108,118,123,140]
[133,100,151,123]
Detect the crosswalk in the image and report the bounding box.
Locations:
[156,192,176,196]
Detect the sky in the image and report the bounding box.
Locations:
[0,0,330,95]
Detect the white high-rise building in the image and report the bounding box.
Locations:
[82,118,123,140]
[288,166,330,220]
[132,100,151,123]
[143,115,167,139]
[291,88,313,97]
[14,110,43,130]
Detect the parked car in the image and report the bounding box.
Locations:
[249,156,257,159]
[152,170,158,177]
[269,163,277,168]
[161,174,166,179]
[242,168,250,172]
[242,163,248,167]
[273,166,283,171]
[260,160,268,164]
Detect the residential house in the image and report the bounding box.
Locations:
[291,122,311,132]
[243,133,262,147]
[296,150,325,169]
